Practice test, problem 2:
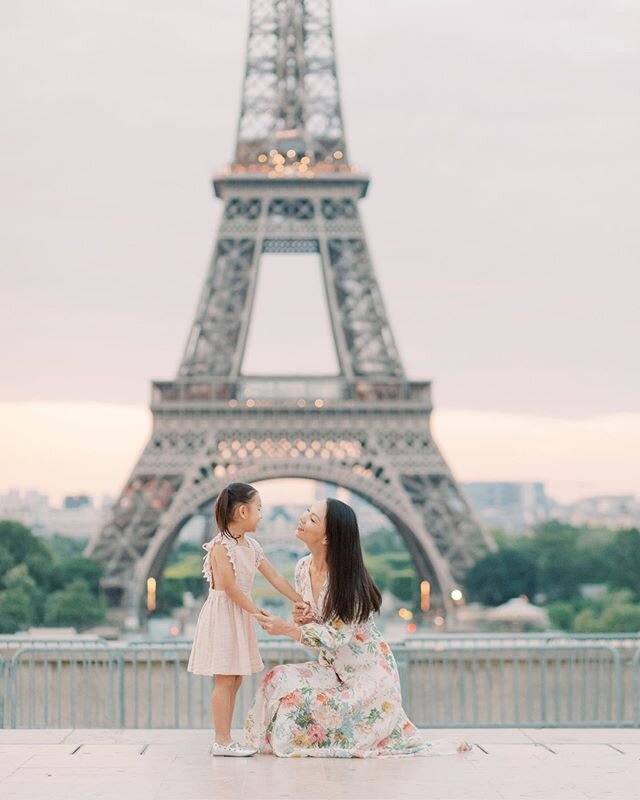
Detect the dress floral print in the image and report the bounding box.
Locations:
[244,555,432,758]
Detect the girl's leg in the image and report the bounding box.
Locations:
[211,675,239,745]
[227,676,243,734]
[231,675,242,706]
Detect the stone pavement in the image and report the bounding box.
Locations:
[0,728,638,800]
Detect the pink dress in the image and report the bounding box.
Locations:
[187,533,265,676]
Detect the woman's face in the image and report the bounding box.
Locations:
[295,500,327,548]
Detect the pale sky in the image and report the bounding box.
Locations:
[1,1,639,504]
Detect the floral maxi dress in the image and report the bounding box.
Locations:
[244,555,436,758]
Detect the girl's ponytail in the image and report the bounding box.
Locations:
[215,482,257,538]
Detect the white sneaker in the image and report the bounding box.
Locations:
[211,740,257,757]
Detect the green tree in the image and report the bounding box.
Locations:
[44,579,105,629]
[45,533,88,562]
[362,528,406,556]
[573,590,640,633]
[53,557,103,594]
[608,529,640,599]
[0,564,40,633]
[388,569,420,606]
[0,545,15,583]
[0,520,51,575]
[532,522,584,601]
[362,553,391,592]
[547,601,578,632]
[0,587,34,633]
[464,549,538,607]
[0,525,108,630]
[154,577,189,615]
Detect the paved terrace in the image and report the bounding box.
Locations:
[0,728,638,800]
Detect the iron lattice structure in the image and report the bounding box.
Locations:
[87,0,492,622]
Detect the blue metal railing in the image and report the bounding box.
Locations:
[1,636,639,729]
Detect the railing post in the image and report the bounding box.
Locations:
[632,649,640,728]
[0,656,5,729]
[393,642,410,713]
[118,652,126,729]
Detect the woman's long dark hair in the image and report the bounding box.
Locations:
[322,498,382,624]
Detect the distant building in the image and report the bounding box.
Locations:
[0,490,112,539]
[461,482,552,534]
[555,495,640,529]
[63,495,92,510]
[461,483,640,534]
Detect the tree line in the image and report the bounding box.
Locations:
[0,521,105,633]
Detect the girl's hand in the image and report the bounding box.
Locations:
[253,611,290,636]
[253,611,292,636]
[293,601,314,625]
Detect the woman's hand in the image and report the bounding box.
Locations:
[254,611,297,637]
[293,601,314,625]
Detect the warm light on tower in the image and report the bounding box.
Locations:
[420,580,431,612]
[147,577,157,612]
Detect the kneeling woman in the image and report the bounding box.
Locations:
[246,498,469,758]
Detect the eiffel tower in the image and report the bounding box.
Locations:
[87,0,492,624]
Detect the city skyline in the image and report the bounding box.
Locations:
[1,1,638,503]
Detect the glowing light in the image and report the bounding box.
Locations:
[334,150,344,159]
[170,626,179,636]
[301,156,310,165]
[297,399,306,408]
[146,577,156,612]
[398,608,413,621]
[246,399,256,408]
[451,589,463,602]
[287,149,296,158]
[420,580,431,612]
[434,615,445,627]
[407,623,417,633]
[314,399,325,408]
[258,154,268,163]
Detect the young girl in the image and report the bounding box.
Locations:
[187,481,305,757]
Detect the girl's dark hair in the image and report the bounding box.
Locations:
[215,482,258,538]
[322,498,382,624]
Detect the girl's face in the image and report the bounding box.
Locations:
[296,500,327,549]
[234,492,262,533]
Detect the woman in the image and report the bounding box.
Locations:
[245,497,470,758]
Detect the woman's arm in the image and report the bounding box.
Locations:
[212,543,263,615]
[297,618,353,651]
[254,612,353,651]
[257,558,303,604]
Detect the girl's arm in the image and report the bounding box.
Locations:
[257,558,304,604]
[212,543,263,615]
